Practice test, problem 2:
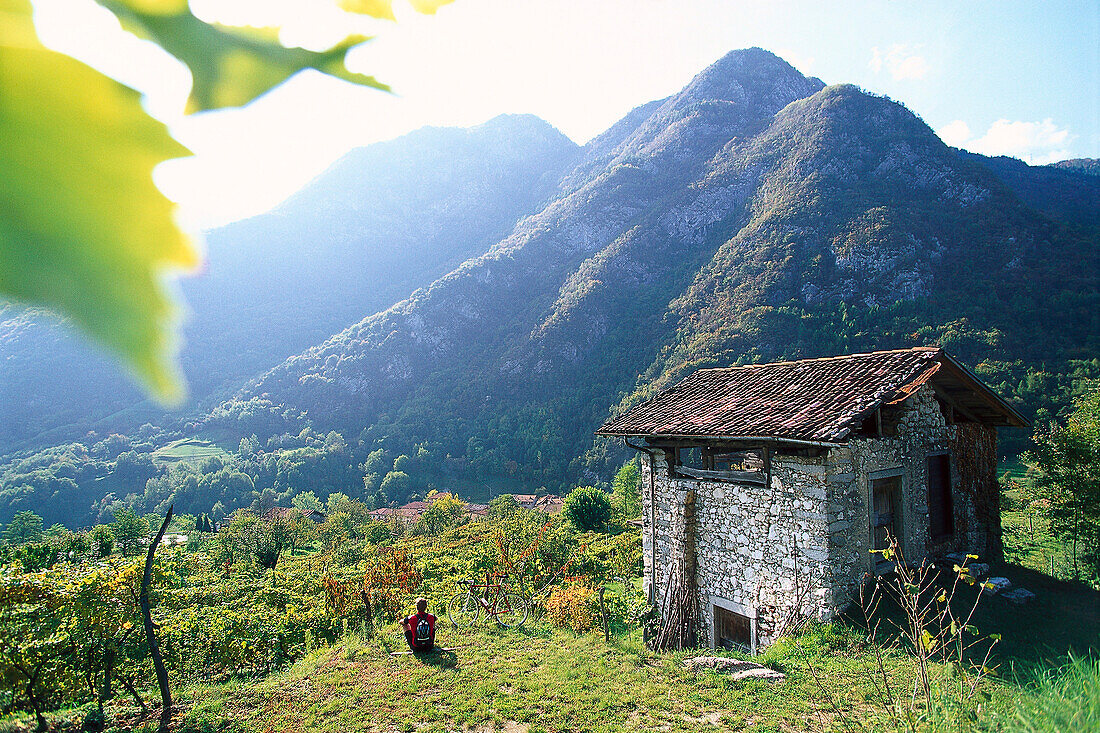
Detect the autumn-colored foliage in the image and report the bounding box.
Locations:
[544,582,598,633]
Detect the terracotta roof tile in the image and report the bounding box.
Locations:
[597,348,946,442]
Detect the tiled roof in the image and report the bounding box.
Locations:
[597,347,1025,443]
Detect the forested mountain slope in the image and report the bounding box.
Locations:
[0,115,578,452]
[224,48,1099,494]
[1,49,1096,527]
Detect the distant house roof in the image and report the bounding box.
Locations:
[534,495,564,513]
[264,506,326,522]
[597,347,1027,444]
[511,494,537,507]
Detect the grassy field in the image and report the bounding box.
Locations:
[173,625,972,733]
[151,438,230,466]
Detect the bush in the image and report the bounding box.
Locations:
[544,582,598,633]
[563,486,612,532]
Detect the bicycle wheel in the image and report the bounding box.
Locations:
[447,591,480,627]
[493,591,528,628]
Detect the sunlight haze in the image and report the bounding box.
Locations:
[32,0,1100,228]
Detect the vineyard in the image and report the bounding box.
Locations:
[0,502,643,731]
[2,489,1098,732]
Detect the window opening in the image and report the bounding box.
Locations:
[871,474,903,556]
[714,605,752,652]
[927,453,954,539]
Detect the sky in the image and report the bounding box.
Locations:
[33,0,1100,229]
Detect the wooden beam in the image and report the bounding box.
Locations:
[933,385,982,424]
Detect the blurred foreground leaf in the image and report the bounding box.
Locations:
[100,0,388,113]
[340,0,456,17]
[0,0,197,404]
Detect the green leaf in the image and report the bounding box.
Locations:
[920,629,935,653]
[0,0,197,403]
[99,0,389,113]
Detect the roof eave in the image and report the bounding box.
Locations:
[597,432,844,449]
[936,352,1031,429]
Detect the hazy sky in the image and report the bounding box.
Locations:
[34,0,1100,229]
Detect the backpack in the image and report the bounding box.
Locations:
[415,615,431,645]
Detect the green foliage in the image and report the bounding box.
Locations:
[291,490,324,514]
[610,458,641,520]
[488,494,520,519]
[0,0,445,406]
[109,507,149,557]
[416,496,465,535]
[2,511,43,545]
[1024,385,1100,582]
[1007,655,1100,732]
[0,0,196,404]
[563,486,612,532]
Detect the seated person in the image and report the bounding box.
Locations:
[400,597,437,652]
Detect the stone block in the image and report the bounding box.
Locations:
[981,577,1012,595]
[1000,587,1035,605]
[968,562,990,578]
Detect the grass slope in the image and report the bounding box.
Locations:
[152,439,229,466]
[181,625,871,733]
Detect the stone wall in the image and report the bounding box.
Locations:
[826,384,989,605]
[642,448,836,650]
[640,383,1001,651]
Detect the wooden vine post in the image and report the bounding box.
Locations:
[598,586,610,642]
[141,505,173,732]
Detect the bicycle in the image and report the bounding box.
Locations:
[447,574,528,628]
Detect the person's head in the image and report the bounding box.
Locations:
[415,597,428,614]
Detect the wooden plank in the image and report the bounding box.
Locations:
[676,466,766,484]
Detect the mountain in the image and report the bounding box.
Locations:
[222,48,1098,496]
[2,48,1097,526]
[0,115,579,452]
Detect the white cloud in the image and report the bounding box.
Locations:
[938,118,1076,164]
[777,47,815,76]
[869,44,930,80]
[937,120,971,147]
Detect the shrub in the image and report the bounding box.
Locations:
[563,486,612,532]
[544,582,598,633]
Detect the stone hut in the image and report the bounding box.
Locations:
[596,347,1026,652]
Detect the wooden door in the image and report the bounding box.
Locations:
[872,475,902,551]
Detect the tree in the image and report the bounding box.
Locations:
[0,569,74,732]
[488,494,520,519]
[611,458,642,520]
[89,525,116,557]
[417,496,465,535]
[3,511,44,544]
[563,486,613,532]
[379,471,411,501]
[110,508,149,556]
[292,490,324,514]
[1025,386,1100,581]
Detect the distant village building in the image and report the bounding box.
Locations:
[264,507,327,523]
[511,494,538,510]
[533,495,565,514]
[597,348,1026,652]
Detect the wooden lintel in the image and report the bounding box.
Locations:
[676,466,767,485]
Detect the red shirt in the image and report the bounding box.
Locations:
[402,611,436,647]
